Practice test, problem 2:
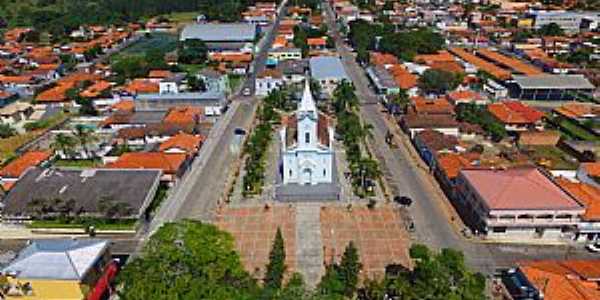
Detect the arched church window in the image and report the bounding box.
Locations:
[305,132,310,144]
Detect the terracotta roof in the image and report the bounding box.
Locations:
[209,53,253,63]
[163,106,203,127]
[307,37,327,46]
[518,130,561,146]
[460,168,583,211]
[35,83,74,103]
[123,79,159,95]
[429,61,464,74]
[518,260,600,300]
[148,70,173,79]
[488,101,544,125]
[0,75,36,85]
[159,133,204,154]
[80,80,112,98]
[369,52,399,66]
[402,114,459,129]
[437,153,477,179]
[106,152,186,175]
[414,50,455,65]
[554,102,599,119]
[415,129,459,152]
[555,178,600,221]
[257,69,283,79]
[477,48,543,76]
[447,90,484,104]
[581,162,600,177]
[388,64,417,89]
[449,48,511,80]
[411,97,454,115]
[111,100,135,112]
[0,151,52,179]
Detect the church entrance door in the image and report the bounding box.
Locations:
[302,168,312,185]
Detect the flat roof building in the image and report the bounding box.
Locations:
[509,75,595,101]
[180,23,257,42]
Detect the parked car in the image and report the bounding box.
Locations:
[586,242,600,253]
[394,195,413,206]
[242,87,252,96]
[234,128,247,135]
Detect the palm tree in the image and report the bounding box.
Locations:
[0,123,16,138]
[51,133,77,159]
[73,124,98,159]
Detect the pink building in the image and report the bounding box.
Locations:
[456,167,585,240]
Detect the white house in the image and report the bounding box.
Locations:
[255,69,284,97]
[280,81,334,185]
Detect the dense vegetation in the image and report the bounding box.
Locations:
[118,220,486,299]
[418,69,463,95]
[293,24,330,57]
[0,0,254,41]
[348,19,445,62]
[456,103,507,142]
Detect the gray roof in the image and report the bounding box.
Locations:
[136,91,225,103]
[270,47,302,54]
[366,66,398,90]
[2,168,161,219]
[277,59,308,75]
[309,56,349,80]
[1,239,108,280]
[180,23,257,42]
[513,75,595,90]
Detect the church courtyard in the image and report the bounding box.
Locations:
[215,203,411,284]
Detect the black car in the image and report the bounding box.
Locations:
[234,128,247,135]
[394,196,413,206]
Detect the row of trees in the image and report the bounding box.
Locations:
[333,81,380,197]
[242,91,281,196]
[117,220,486,299]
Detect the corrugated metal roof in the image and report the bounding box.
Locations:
[513,75,595,90]
[309,56,349,80]
[180,23,257,42]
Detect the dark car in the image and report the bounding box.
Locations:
[394,196,413,206]
[234,128,247,135]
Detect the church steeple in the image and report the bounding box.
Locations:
[299,79,317,117]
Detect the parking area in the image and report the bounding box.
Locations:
[320,205,412,279]
[215,205,297,277]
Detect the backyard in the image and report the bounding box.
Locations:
[112,32,178,61]
[523,145,579,170]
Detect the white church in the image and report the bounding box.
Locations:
[280,80,335,185]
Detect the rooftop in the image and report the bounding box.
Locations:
[513,75,595,90]
[488,101,544,124]
[0,150,52,179]
[309,56,349,80]
[1,239,109,280]
[555,178,600,221]
[460,168,583,211]
[180,23,257,42]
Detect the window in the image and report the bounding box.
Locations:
[289,169,292,177]
[305,132,310,144]
[323,169,326,176]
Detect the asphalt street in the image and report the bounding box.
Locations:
[322,2,597,274]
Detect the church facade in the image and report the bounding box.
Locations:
[280,81,334,185]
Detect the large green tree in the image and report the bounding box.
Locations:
[418,69,462,95]
[264,228,287,291]
[117,220,260,300]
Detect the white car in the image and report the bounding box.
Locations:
[242,87,252,96]
[586,243,600,253]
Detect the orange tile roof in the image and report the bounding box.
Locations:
[35,83,75,103]
[1,181,16,192]
[163,106,203,127]
[554,102,599,119]
[449,48,511,80]
[518,260,600,300]
[0,75,36,85]
[518,130,561,146]
[0,151,52,179]
[429,61,464,74]
[488,101,544,125]
[555,178,600,221]
[111,100,135,112]
[369,52,399,66]
[106,152,187,175]
[413,50,455,65]
[307,37,327,46]
[388,64,417,89]
[123,79,160,95]
[412,97,454,115]
[477,48,543,76]
[437,153,475,179]
[148,70,173,79]
[273,35,288,48]
[447,90,484,103]
[582,162,600,177]
[159,133,204,154]
[80,80,112,98]
[209,53,253,63]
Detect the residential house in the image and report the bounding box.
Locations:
[1,239,118,300]
[1,167,161,221]
[0,90,18,107]
[115,123,192,146]
[446,90,488,106]
[487,101,544,132]
[553,102,600,123]
[0,151,52,191]
[504,260,600,300]
[366,65,400,95]
[456,167,585,239]
[435,152,478,201]
[276,59,308,84]
[307,37,327,52]
[413,129,459,169]
[577,162,600,188]
[309,56,350,97]
[401,114,460,139]
[158,132,204,156]
[555,178,600,242]
[268,47,302,62]
[409,97,455,116]
[0,102,34,125]
[256,69,284,96]
[197,69,230,94]
[517,130,561,148]
[106,152,188,183]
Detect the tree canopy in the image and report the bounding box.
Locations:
[418,69,463,95]
[117,220,260,300]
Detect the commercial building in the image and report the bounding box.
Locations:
[179,23,257,52]
[456,167,585,240]
[309,56,349,97]
[509,75,595,101]
[532,11,600,33]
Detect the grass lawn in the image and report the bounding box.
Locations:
[162,12,198,24]
[146,183,169,217]
[558,119,599,141]
[112,32,178,61]
[54,159,102,168]
[29,219,138,231]
[524,146,579,170]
